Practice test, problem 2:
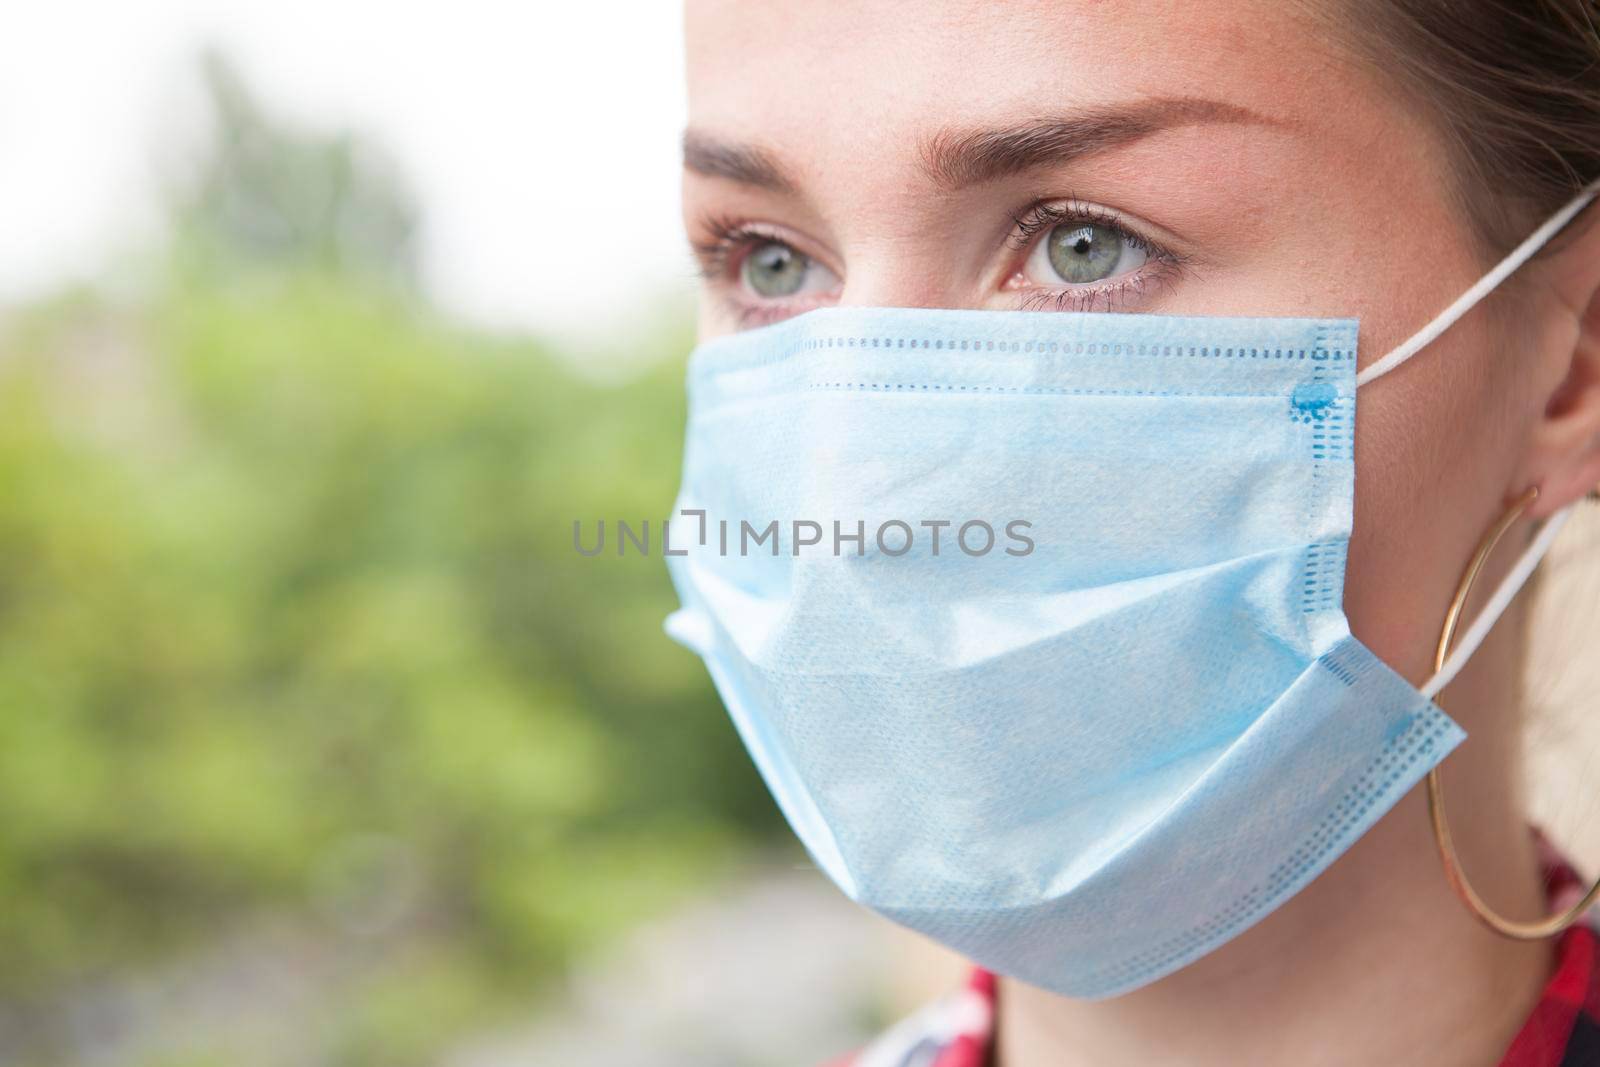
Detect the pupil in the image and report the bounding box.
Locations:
[744,241,808,297]
[759,247,793,277]
[1046,223,1122,284]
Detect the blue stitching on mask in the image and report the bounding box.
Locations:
[1308,409,1354,462]
[1300,541,1346,614]
[1296,336,1354,614]
[801,383,1343,399]
[811,336,1351,360]
[690,334,1360,392]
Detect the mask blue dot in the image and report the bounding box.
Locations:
[1384,712,1416,743]
[1290,380,1339,423]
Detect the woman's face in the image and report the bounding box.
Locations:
[680,0,1572,686]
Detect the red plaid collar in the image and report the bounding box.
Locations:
[1500,835,1600,1066]
[832,840,1600,1067]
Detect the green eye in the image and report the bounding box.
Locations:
[743,241,810,298]
[1045,223,1125,284]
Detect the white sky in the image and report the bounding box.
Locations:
[0,2,693,341]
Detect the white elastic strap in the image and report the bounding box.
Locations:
[1420,504,1575,700]
[1357,178,1600,388]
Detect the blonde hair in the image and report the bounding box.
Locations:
[1526,508,1600,870]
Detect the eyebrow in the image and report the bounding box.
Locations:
[682,95,1281,195]
[682,129,797,193]
[920,96,1280,188]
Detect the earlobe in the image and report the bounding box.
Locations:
[1520,228,1600,517]
[1523,348,1600,516]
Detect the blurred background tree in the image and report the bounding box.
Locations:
[0,52,784,1067]
[177,48,420,284]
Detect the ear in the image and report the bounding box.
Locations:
[1518,212,1600,518]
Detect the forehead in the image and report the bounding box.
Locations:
[684,0,1383,186]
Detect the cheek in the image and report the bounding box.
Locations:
[1342,328,1521,680]
[696,289,741,342]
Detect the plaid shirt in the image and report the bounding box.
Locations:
[830,837,1600,1067]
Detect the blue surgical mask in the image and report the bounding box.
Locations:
[662,181,1599,999]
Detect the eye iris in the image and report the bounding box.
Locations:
[1046,223,1123,284]
[743,241,809,297]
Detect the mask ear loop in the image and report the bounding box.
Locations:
[1425,485,1600,939]
[1357,177,1600,388]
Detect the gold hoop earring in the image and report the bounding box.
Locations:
[1426,484,1600,939]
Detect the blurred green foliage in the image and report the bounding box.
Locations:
[0,55,777,1066]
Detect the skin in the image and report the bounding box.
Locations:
[680,2,1600,1063]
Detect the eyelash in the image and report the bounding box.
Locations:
[690,217,791,283]
[689,200,1190,322]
